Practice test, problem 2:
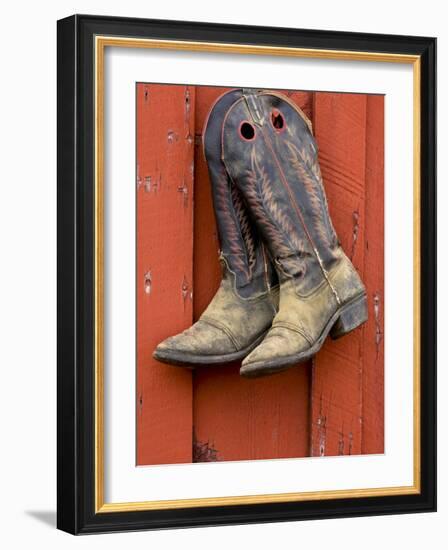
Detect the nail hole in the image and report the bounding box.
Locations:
[239,121,255,141]
[144,271,152,295]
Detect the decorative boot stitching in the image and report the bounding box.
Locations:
[286,141,338,249]
[230,181,257,276]
[214,169,252,281]
[258,125,342,305]
[262,244,278,294]
[242,150,308,275]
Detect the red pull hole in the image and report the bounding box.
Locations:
[271,109,285,131]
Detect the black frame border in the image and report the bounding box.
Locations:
[57,14,436,534]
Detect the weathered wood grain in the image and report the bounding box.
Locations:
[361,95,385,454]
[136,84,195,465]
[311,92,368,457]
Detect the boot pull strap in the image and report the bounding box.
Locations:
[242,89,264,126]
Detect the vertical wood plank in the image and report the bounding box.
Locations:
[362,95,385,454]
[136,84,194,465]
[193,366,310,461]
[311,92,368,457]
[192,86,311,462]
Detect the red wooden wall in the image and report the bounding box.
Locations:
[136,84,194,464]
[136,84,384,465]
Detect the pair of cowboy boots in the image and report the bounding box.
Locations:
[153,89,367,378]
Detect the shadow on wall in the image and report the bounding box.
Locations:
[25,510,56,528]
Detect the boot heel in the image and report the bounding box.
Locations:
[330,295,368,340]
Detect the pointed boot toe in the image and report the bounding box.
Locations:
[240,327,310,378]
[153,320,240,366]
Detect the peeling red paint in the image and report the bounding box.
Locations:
[193,433,220,462]
[144,271,152,295]
[338,428,345,455]
[350,209,360,260]
[316,394,327,457]
[348,431,353,455]
[373,291,383,359]
[181,275,192,307]
[177,181,189,208]
[167,130,179,143]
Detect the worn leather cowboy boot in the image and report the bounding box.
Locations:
[153,90,278,366]
[220,89,367,377]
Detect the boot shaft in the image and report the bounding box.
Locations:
[203,89,278,298]
[221,89,341,297]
